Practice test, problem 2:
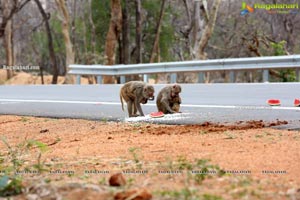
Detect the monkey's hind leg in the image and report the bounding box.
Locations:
[121,98,129,118]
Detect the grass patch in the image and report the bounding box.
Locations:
[0,137,48,197]
[156,187,199,200]
[224,131,236,139]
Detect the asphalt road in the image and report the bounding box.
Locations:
[0,83,299,128]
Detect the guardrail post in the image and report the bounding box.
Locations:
[143,75,148,83]
[170,73,177,83]
[229,71,235,83]
[76,75,81,84]
[296,69,300,82]
[263,70,269,82]
[97,76,102,84]
[198,72,204,83]
[120,76,126,84]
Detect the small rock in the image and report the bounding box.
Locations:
[39,129,49,133]
[109,173,126,186]
[287,188,297,195]
[108,136,113,140]
[114,189,152,200]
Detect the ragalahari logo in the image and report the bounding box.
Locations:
[241,2,254,15]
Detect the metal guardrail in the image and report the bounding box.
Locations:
[69,55,300,84]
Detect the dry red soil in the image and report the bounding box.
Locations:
[0,115,299,200]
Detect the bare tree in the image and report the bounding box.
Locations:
[0,0,30,37]
[103,0,122,84]
[197,0,221,60]
[2,0,14,79]
[55,0,75,84]
[122,0,130,65]
[150,0,167,83]
[34,0,59,84]
[1,0,30,79]
[150,0,166,63]
[135,0,142,64]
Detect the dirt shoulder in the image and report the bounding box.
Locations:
[0,115,299,199]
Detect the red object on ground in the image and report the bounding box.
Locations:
[267,99,281,106]
[294,99,300,107]
[150,111,165,118]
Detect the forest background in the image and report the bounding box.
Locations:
[0,0,299,84]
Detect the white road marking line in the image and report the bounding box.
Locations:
[0,99,119,105]
[181,104,300,111]
[0,99,299,111]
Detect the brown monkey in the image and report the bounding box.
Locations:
[156,84,182,114]
[171,96,181,113]
[120,81,155,117]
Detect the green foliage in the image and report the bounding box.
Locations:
[157,187,199,200]
[175,157,225,185]
[0,138,49,197]
[31,14,65,74]
[27,140,48,153]
[91,0,110,53]
[0,175,23,197]
[202,194,223,200]
[177,156,193,170]
[142,0,175,62]
[270,40,296,82]
[224,131,236,139]
[193,159,225,184]
[128,147,142,169]
[20,117,29,123]
[157,188,224,200]
[31,30,48,61]
[271,40,286,56]
[160,19,175,61]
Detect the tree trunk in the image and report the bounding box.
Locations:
[135,0,142,64]
[103,0,122,84]
[198,0,221,83]
[34,0,59,84]
[4,20,13,79]
[3,0,14,79]
[150,0,166,84]
[87,0,96,84]
[150,0,166,63]
[0,0,30,38]
[122,0,130,64]
[123,0,139,81]
[197,0,221,60]
[88,0,96,54]
[55,0,75,84]
[71,0,77,49]
[192,0,201,59]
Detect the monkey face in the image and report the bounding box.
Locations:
[171,84,181,98]
[143,85,155,100]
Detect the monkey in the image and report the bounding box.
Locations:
[120,81,155,117]
[132,96,153,117]
[170,96,181,113]
[156,84,182,114]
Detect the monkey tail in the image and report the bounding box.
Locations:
[120,93,124,111]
